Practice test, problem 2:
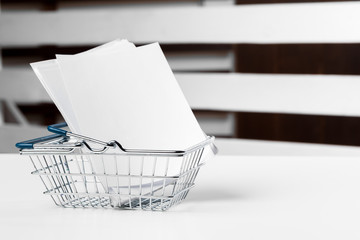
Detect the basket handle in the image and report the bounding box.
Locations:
[15,134,64,149]
[48,122,115,151]
[47,122,68,135]
[23,122,216,156]
[48,122,217,155]
[46,123,194,155]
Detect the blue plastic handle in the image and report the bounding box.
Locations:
[47,122,68,135]
[15,134,63,149]
[15,122,68,149]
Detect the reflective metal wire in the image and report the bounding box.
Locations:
[21,136,215,211]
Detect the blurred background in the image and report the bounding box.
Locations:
[1,0,360,153]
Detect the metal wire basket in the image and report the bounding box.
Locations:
[16,123,217,211]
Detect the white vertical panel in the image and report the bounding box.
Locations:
[4,101,29,126]
[0,48,3,71]
[197,112,236,136]
[0,101,4,126]
[202,0,236,6]
[167,52,234,71]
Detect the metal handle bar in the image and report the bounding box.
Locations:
[47,123,115,153]
[47,123,188,154]
[15,134,64,149]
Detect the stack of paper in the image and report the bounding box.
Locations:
[31,39,206,150]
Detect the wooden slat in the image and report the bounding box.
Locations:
[2,2,360,46]
[2,67,360,117]
[176,73,360,117]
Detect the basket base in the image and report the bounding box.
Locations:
[47,188,192,211]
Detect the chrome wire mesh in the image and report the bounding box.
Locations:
[27,145,208,211]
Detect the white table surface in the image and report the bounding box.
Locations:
[1,152,360,240]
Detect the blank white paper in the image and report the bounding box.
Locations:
[30,39,136,132]
[56,42,206,150]
[31,60,81,132]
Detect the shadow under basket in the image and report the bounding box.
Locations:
[16,123,217,211]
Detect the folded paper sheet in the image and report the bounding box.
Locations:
[56,42,206,150]
[31,60,80,132]
[30,39,136,133]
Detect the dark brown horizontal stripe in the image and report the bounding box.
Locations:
[17,103,62,126]
[2,0,199,11]
[2,0,354,4]
[1,44,233,66]
[4,43,360,75]
[2,0,356,11]
[2,45,97,58]
[235,44,360,75]
[2,0,197,2]
[236,0,355,4]
[1,44,232,56]
[195,110,360,146]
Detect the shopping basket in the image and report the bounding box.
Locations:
[16,123,217,211]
